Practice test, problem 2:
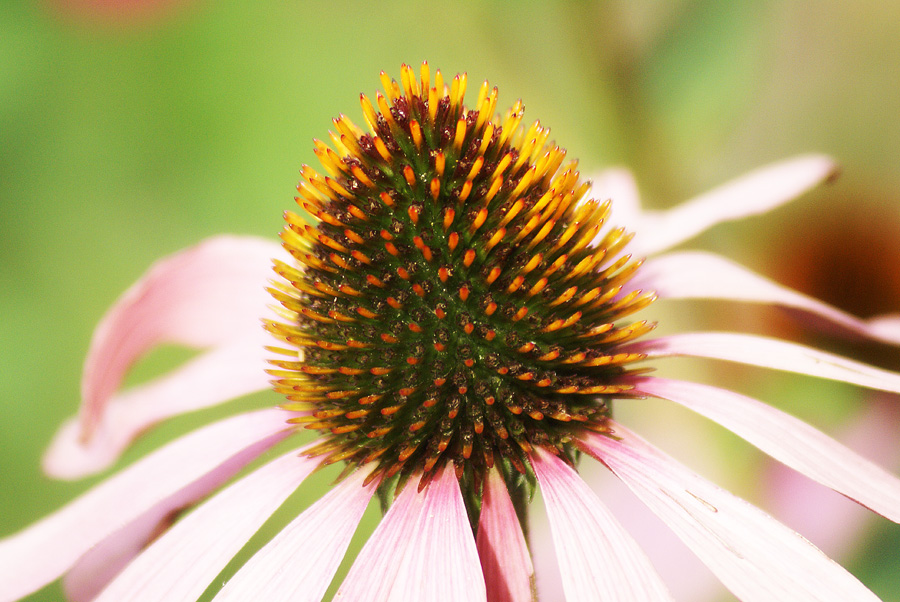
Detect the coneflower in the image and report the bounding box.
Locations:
[2,63,899,602]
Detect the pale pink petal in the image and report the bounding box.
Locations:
[634,250,900,345]
[633,376,900,523]
[0,408,293,602]
[335,467,487,601]
[867,313,900,340]
[62,499,172,602]
[44,339,273,479]
[531,448,674,601]
[764,397,900,559]
[627,331,900,393]
[78,235,282,440]
[213,468,374,602]
[581,425,882,602]
[625,155,836,256]
[86,446,317,602]
[577,463,726,601]
[476,469,536,602]
[332,474,418,601]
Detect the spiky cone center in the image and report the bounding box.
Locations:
[268,63,655,495]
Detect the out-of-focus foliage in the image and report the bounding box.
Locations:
[2,1,898,600]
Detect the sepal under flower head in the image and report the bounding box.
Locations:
[267,62,656,498]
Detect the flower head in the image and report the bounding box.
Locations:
[271,63,652,503]
[2,63,900,602]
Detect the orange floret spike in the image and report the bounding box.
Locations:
[429,177,441,201]
[400,63,418,98]
[484,177,503,203]
[452,118,467,153]
[470,207,489,233]
[449,72,467,109]
[463,249,476,268]
[419,61,431,97]
[372,136,392,161]
[410,120,423,150]
[359,93,380,131]
[407,204,420,225]
[403,165,417,188]
[378,191,395,208]
[491,153,514,180]
[484,228,506,253]
[477,123,494,156]
[380,71,398,101]
[466,156,485,181]
[459,180,474,202]
[443,208,456,231]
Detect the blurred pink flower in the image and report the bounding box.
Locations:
[49,0,188,25]
[1,68,900,601]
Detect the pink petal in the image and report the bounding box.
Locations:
[332,473,418,601]
[44,339,273,479]
[627,331,900,393]
[626,155,836,256]
[581,425,882,602]
[634,250,900,345]
[62,499,173,602]
[0,408,293,602]
[86,446,318,602]
[577,464,726,601]
[867,314,900,340]
[530,448,673,601]
[476,469,536,602]
[78,235,282,441]
[764,397,900,559]
[633,376,900,524]
[335,467,487,601]
[213,468,375,602]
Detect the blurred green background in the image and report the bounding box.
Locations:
[2,1,899,600]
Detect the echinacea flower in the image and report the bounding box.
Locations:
[2,62,900,602]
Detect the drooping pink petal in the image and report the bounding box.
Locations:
[624,155,836,256]
[626,331,900,393]
[81,446,317,602]
[530,448,674,601]
[634,250,900,345]
[44,339,273,479]
[335,467,487,601]
[633,376,900,524]
[78,235,282,441]
[213,468,375,602]
[581,425,882,602]
[0,408,293,602]
[476,469,536,602]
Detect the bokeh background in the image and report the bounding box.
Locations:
[2,1,899,600]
